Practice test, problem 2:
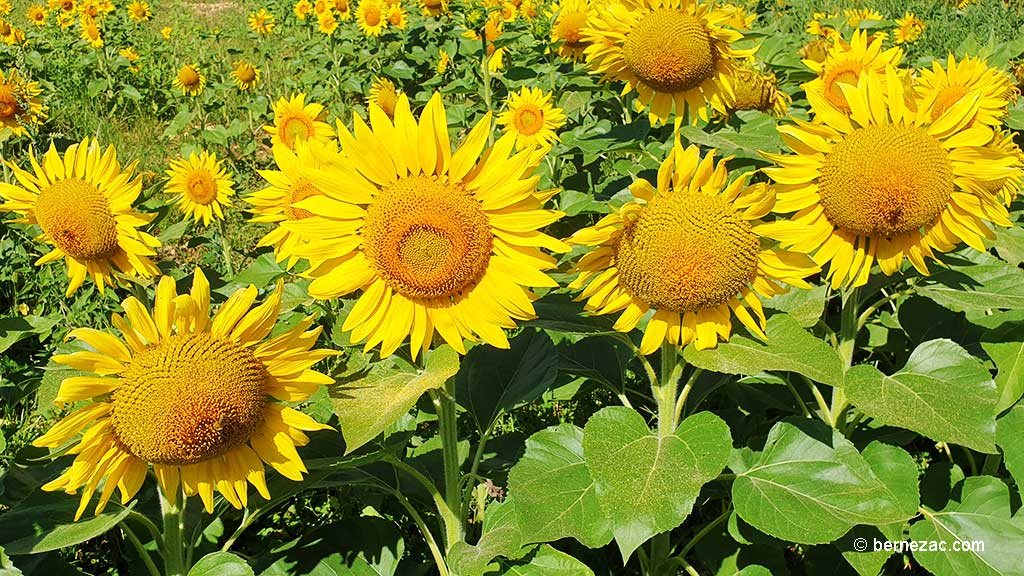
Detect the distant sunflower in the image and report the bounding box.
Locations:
[581,0,756,124]
[728,65,789,116]
[27,4,47,25]
[294,0,312,19]
[356,0,386,36]
[126,0,149,22]
[288,92,567,357]
[335,0,352,19]
[894,12,924,44]
[802,30,903,122]
[520,0,537,20]
[914,54,1019,129]
[844,7,882,27]
[165,151,235,226]
[161,25,171,39]
[248,8,275,35]
[264,93,334,150]
[0,0,9,15]
[419,0,446,16]
[0,68,46,136]
[80,16,102,48]
[231,60,260,91]
[498,86,566,151]
[33,269,336,519]
[313,0,330,17]
[436,49,450,74]
[173,64,205,97]
[567,140,819,353]
[761,67,1017,288]
[119,47,141,73]
[317,10,338,33]
[0,138,160,296]
[550,0,590,61]
[386,2,407,28]
[984,130,1023,205]
[248,140,337,268]
[368,77,399,119]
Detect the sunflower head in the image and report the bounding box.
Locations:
[914,54,1019,128]
[173,64,205,97]
[497,86,567,151]
[356,0,387,35]
[294,0,312,18]
[27,5,47,25]
[248,8,275,35]
[79,16,102,48]
[165,150,235,226]
[894,11,924,44]
[126,0,149,21]
[0,68,46,136]
[567,139,819,352]
[264,93,334,150]
[550,0,590,61]
[728,65,789,116]
[32,269,337,519]
[436,49,450,74]
[581,0,757,124]
[386,2,407,28]
[802,30,902,118]
[318,10,339,32]
[232,60,260,91]
[368,77,399,119]
[763,67,1017,288]
[420,0,446,17]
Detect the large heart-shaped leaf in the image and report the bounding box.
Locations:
[845,339,998,453]
[189,552,253,576]
[507,424,612,549]
[582,407,731,560]
[732,420,919,544]
[447,500,526,576]
[498,545,595,576]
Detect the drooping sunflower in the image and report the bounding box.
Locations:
[356,0,386,36]
[294,0,312,19]
[386,1,407,28]
[287,92,567,358]
[368,77,399,120]
[550,0,591,61]
[125,0,149,21]
[497,86,566,151]
[231,60,260,91]
[0,68,46,136]
[264,93,335,150]
[567,140,819,353]
[33,270,336,519]
[248,140,337,268]
[419,0,446,17]
[727,65,789,117]
[0,20,23,45]
[914,54,1019,129]
[894,12,924,45]
[164,151,235,226]
[463,14,506,73]
[0,138,160,296]
[801,30,903,122]
[173,64,205,97]
[27,4,47,25]
[248,8,276,35]
[581,0,756,124]
[761,67,1018,289]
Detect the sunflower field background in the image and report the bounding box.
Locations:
[2,0,1024,574]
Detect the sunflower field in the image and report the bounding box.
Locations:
[2,0,1024,574]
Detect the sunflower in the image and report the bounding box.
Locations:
[386,2,407,28]
[0,0,9,14]
[27,5,47,25]
[286,92,566,358]
[356,0,386,36]
[125,0,149,21]
[313,0,331,17]
[33,269,336,519]
[802,30,903,121]
[317,10,339,33]
[983,130,1023,205]
[79,0,100,18]
[264,93,334,150]
[581,0,756,124]
[0,138,160,296]
[463,14,506,72]
[248,140,337,268]
[0,20,23,45]
[164,151,235,226]
[550,0,591,61]
[161,25,172,39]
[567,140,819,353]
[497,86,566,151]
[761,67,1018,289]
[231,60,260,91]
[436,49,450,74]
[914,55,1019,129]
[294,0,312,19]
[334,0,351,16]
[520,0,537,20]
[419,0,446,16]
[894,12,924,44]
[0,68,46,136]
[79,16,102,48]
[173,64,205,97]
[727,65,789,116]
[368,77,399,119]
[844,8,882,27]
[118,47,141,73]
[248,8,275,35]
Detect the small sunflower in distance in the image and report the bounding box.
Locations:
[0,138,160,296]
[386,1,407,29]
[368,77,399,119]
[33,270,336,519]
[844,7,882,27]
[894,12,924,44]
[80,16,102,48]
[567,140,819,353]
[249,8,276,35]
[126,0,149,21]
[802,30,902,122]
[498,86,566,151]
[294,0,312,19]
[1,68,46,136]
[761,67,1018,288]
[356,0,387,36]
[550,0,591,61]
[419,0,446,16]
[173,64,205,97]
[581,0,756,124]
[264,93,334,150]
[161,25,172,39]
[436,49,450,75]
[27,5,47,25]
[318,10,339,33]
[287,93,567,357]
[914,55,1019,129]
[165,151,235,226]
[231,60,260,91]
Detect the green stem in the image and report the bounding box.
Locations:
[221,508,254,553]
[126,511,164,552]
[432,383,464,550]
[672,367,701,424]
[801,375,832,425]
[468,429,490,478]
[387,455,461,556]
[981,453,1002,476]
[218,218,235,276]
[677,507,730,559]
[159,485,187,576]
[647,532,671,576]
[831,287,860,429]
[121,522,162,576]
[656,341,682,436]
[782,378,812,419]
[388,488,451,576]
[857,286,915,331]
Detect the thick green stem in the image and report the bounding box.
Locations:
[433,383,464,550]
[655,341,682,436]
[159,485,187,576]
[121,522,162,576]
[831,287,860,429]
